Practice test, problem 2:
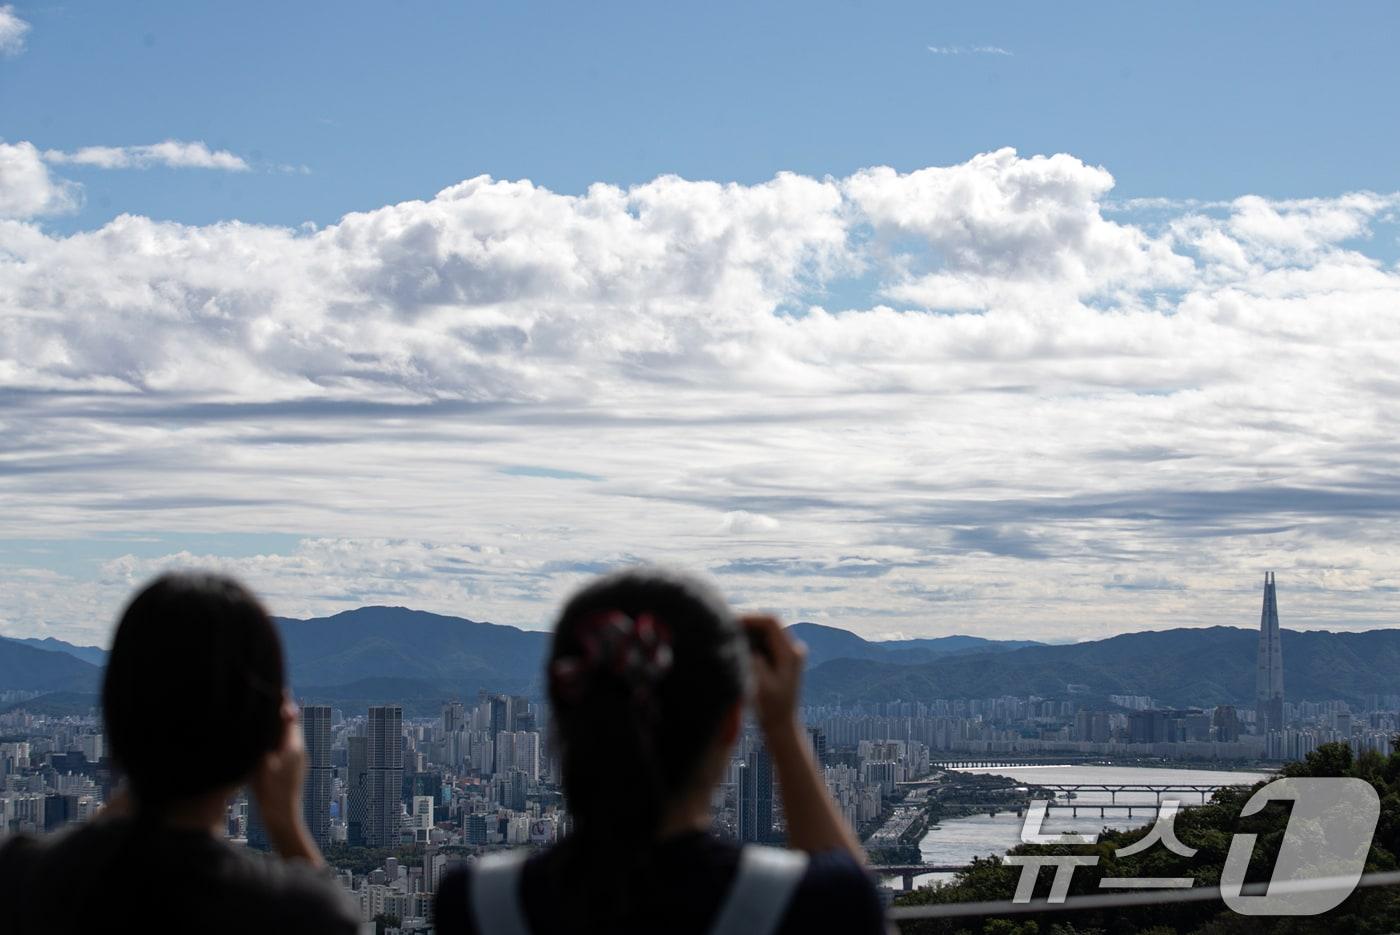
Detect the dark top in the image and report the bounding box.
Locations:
[0,818,360,935]
[434,833,886,935]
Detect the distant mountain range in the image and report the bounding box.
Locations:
[2,609,1397,714]
[274,606,552,702]
[2,636,108,667]
[801,625,1400,708]
[787,622,1041,668]
[0,639,102,694]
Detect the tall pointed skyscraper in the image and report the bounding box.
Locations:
[1255,572,1284,735]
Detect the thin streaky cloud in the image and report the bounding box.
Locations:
[927,44,1013,56]
[42,140,251,172]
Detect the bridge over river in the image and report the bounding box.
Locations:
[928,756,1103,768]
[899,779,1242,806]
[870,864,970,891]
[873,778,1251,889]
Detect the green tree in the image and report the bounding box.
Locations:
[897,742,1400,934]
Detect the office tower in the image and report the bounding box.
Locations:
[246,796,271,850]
[510,696,531,730]
[466,813,489,845]
[488,695,510,740]
[486,695,514,777]
[1255,572,1285,735]
[366,705,404,847]
[736,746,773,843]
[1213,705,1241,743]
[43,794,79,832]
[301,705,332,847]
[410,795,436,842]
[1128,709,1178,744]
[508,769,528,812]
[442,702,465,735]
[346,735,368,846]
[807,727,827,767]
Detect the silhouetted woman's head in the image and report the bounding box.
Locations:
[103,572,286,812]
[548,567,748,857]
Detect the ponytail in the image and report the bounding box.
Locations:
[547,569,747,931]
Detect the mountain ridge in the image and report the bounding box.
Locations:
[1,636,108,667]
[802,625,1400,708]
[3,608,1396,713]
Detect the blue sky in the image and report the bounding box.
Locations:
[6,1,1399,233]
[2,2,1400,644]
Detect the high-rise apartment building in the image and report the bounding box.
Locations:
[441,701,465,735]
[807,727,827,767]
[346,735,368,846]
[736,746,773,843]
[480,695,510,776]
[365,705,404,847]
[301,704,332,847]
[513,730,540,781]
[246,796,270,850]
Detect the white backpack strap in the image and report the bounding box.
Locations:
[470,850,532,935]
[707,845,810,935]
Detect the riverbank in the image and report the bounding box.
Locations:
[885,764,1271,890]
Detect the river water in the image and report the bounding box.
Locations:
[897,764,1272,890]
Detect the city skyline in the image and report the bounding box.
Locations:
[5,600,1394,929]
[0,571,1387,656]
[4,4,1400,647]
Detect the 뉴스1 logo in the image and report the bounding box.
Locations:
[1004,777,1380,916]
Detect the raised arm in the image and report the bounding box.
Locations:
[250,695,325,868]
[742,614,865,864]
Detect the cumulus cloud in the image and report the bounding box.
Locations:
[0,5,29,55]
[0,141,81,218]
[844,148,1192,309]
[2,147,1400,643]
[43,140,251,171]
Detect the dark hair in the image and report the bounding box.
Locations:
[548,567,748,927]
[103,572,286,811]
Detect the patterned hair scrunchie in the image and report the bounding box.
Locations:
[550,610,674,707]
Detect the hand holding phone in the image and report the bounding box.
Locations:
[739,614,805,732]
[746,623,775,665]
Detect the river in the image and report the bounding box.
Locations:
[895,764,1273,890]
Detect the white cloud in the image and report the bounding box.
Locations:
[844,148,1192,309]
[927,45,1012,56]
[0,141,81,218]
[2,147,1400,643]
[43,140,251,171]
[719,511,782,535]
[0,5,29,56]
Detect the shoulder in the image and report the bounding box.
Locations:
[781,850,885,935]
[0,822,114,884]
[219,849,360,934]
[0,832,43,885]
[435,864,479,935]
[436,849,552,935]
[0,830,41,861]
